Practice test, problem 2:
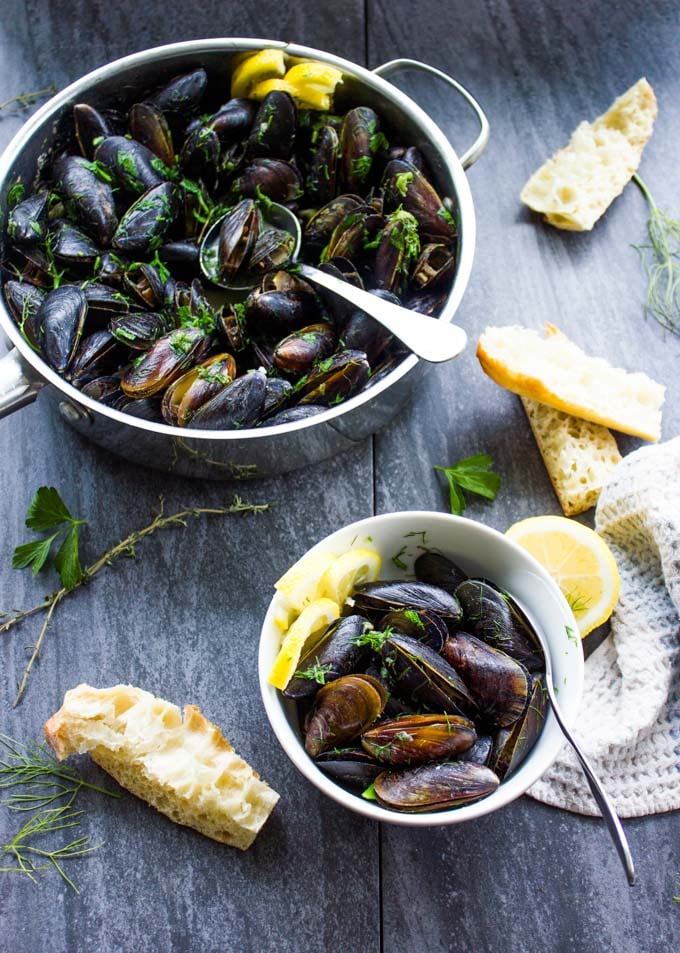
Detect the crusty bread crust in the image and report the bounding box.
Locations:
[476,324,664,442]
[45,684,279,851]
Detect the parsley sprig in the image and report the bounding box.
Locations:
[12,487,86,590]
[434,453,501,516]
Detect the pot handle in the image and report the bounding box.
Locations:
[0,346,43,418]
[372,58,489,169]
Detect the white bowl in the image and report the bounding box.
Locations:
[258,511,583,825]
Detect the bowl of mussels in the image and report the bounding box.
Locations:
[259,511,583,824]
[0,39,486,479]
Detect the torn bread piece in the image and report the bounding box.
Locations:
[520,78,657,230]
[45,684,279,850]
[477,323,664,442]
[521,397,622,516]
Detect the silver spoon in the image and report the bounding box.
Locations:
[199,202,467,363]
[519,599,636,886]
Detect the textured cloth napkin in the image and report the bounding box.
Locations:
[528,437,680,817]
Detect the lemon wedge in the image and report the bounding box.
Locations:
[505,515,620,637]
[250,77,333,111]
[268,598,340,689]
[320,548,381,606]
[230,48,286,98]
[284,62,343,93]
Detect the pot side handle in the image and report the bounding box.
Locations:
[0,346,43,418]
[372,58,489,169]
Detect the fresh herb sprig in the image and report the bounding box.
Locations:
[2,491,270,706]
[0,86,57,116]
[12,486,86,591]
[434,453,501,516]
[0,734,119,893]
[633,174,680,334]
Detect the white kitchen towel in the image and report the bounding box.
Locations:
[528,437,680,817]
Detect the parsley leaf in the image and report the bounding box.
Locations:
[12,487,86,590]
[434,453,501,516]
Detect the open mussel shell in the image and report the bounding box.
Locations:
[283,615,370,701]
[489,675,548,781]
[414,551,468,595]
[412,243,456,290]
[273,323,337,376]
[36,284,88,374]
[362,714,476,767]
[315,749,382,788]
[454,579,544,671]
[53,155,118,246]
[303,194,363,257]
[217,199,261,280]
[381,634,478,718]
[322,206,384,262]
[120,327,210,399]
[372,210,420,296]
[51,221,100,266]
[249,227,295,274]
[245,272,322,336]
[129,102,175,168]
[7,191,49,244]
[189,368,266,431]
[83,282,129,322]
[297,348,370,407]
[380,608,447,652]
[109,312,171,350]
[442,632,530,728]
[352,580,463,626]
[68,330,122,384]
[304,673,387,758]
[161,352,236,427]
[460,734,494,767]
[373,761,500,813]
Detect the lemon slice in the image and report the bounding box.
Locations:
[506,515,620,637]
[230,48,286,98]
[275,550,338,601]
[320,548,381,605]
[250,77,332,111]
[268,598,340,689]
[284,62,343,93]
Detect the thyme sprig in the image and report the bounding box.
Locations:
[2,495,270,706]
[0,86,57,116]
[633,174,680,334]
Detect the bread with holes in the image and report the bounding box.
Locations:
[476,323,664,441]
[45,684,279,850]
[521,397,622,515]
[520,78,657,230]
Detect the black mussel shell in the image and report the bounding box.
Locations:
[341,291,396,364]
[372,209,420,296]
[180,125,220,186]
[460,734,494,767]
[245,277,322,337]
[303,194,363,257]
[51,221,100,265]
[353,580,463,626]
[489,675,548,780]
[412,243,456,290]
[316,256,364,324]
[3,281,45,347]
[305,124,340,206]
[124,262,166,309]
[36,285,87,374]
[373,761,500,812]
[340,107,379,192]
[189,368,266,431]
[73,103,114,159]
[81,375,125,407]
[161,353,236,427]
[380,608,447,652]
[321,207,383,262]
[109,311,171,350]
[234,158,303,204]
[53,155,118,246]
[315,749,382,788]
[262,377,293,418]
[217,303,249,352]
[129,102,175,168]
[454,579,544,671]
[120,397,164,422]
[442,632,530,728]
[362,714,476,767]
[68,330,122,384]
[259,404,326,427]
[283,615,371,701]
[382,158,456,244]
[381,634,478,718]
[7,191,49,244]
[94,136,165,195]
[113,183,178,255]
[405,285,448,317]
[273,323,336,376]
[158,240,199,269]
[148,68,208,122]
[217,199,261,280]
[297,349,370,407]
[120,327,210,399]
[249,227,295,274]
[83,282,129,323]
[208,98,258,144]
[245,91,296,160]
[414,551,468,595]
[304,673,387,757]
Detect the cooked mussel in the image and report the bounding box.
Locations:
[51,221,100,266]
[120,327,210,398]
[304,673,387,757]
[147,68,207,122]
[372,209,420,295]
[489,675,548,780]
[454,579,544,670]
[129,102,175,168]
[3,280,45,347]
[161,352,236,427]
[442,632,530,727]
[283,615,371,701]
[273,323,337,376]
[189,368,267,430]
[340,107,380,192]
[113,182,178,255]
[109,311,171,350]
[94,136,165,195]
[414,551,468,595]
[381,634,478,718]
[297,349,370,407]
[68,329,122,384]
[315,749,382,788]
[380,608,447,652]
[305,124,339,206]
[245,91,296,160]
[382,158,456,244]
[7,191,49,244]
[36,284,88,374]
[373,761,500,812]
[362,714,476,766]
[234,158,303,203]
[352,580,463,626]
[53,155,118,246]
[259,404,326,427]
[73,103,114,160]
[217,199,261,281]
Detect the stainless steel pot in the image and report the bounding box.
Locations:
[0,40,488,479]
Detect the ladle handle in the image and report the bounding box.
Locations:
[372,59,489,169]
[546,682,636,887]
[297,264,467,364]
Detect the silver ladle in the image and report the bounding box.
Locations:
[199,203,467,363]
[519,599,636,886]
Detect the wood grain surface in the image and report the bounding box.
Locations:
[1,2,678,952]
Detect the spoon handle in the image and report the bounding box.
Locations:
[546,682,636,886]
[297,264,467,363]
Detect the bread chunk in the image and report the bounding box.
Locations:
[476,323,664,441]
[520,78,657,230]
[521,397,622,515]
[45,684,279,850]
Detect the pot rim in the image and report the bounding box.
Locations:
[0,38,476,442]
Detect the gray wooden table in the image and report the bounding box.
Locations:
[1,2,678,951]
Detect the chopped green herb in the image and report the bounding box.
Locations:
[391,546,408,571]
[565,625,578,645]
[361,782,377,801]
[403,531,428,545]
[6,182,26,208]
[403,609,424,629]
[169,330,195,356]
[369,131,389,154]
[437,204,456,228]
[394,171,413,197]
[293,661,333,685]
[434,453,501,516]
[81,160,114,184]
[351,626,393,651]
[351,155,372,183]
